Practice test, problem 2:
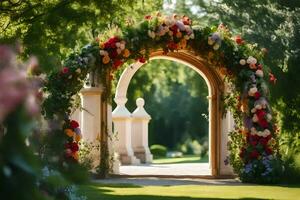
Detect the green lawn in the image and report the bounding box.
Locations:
[78,182,300,200]
[153,155,208,164]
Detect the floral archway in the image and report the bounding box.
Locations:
[42,13,281,183]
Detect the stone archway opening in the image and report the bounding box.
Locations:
[111,50,234,177]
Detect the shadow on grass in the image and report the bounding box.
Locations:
[78,184,268,200]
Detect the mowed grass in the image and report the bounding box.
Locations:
[153,155,208,164]
[78,182,300,200]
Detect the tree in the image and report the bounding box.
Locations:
[167,0,300,153]
[0,0,163,71]
[113,59,209,149]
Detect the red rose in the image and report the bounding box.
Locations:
[256,109,266,119]
[254,91,261,100]
[170,24,178,34]
[235,35,244,45]
[67,142,79,152]
[110,49,118,58]
[104,37,119,49]
[257,64,263,70]
[260,138,268,146]
[258,119,268,128]
[138,57,146,63]
[61,67,69,74]
[144,15,152,20]
[167,41,178,50]
[250,150,259,159]
[269,72,277,84]
[70,120,79,129]
[265,147,273,155]
[250,140,257,146]
[113,59,123,69]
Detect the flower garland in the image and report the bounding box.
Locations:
[42,13,281,183]
[64,119,82,161]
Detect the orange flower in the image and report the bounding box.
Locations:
[176,31,182,38]
[99,43,105,49]
[123,49,130,58]
[64,129,74,137]
[102,55,110,64]
[75,134,81,142]
[180,39,187,49]
[72,151,79,160]
[219,67,228,75]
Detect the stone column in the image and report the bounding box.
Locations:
[131,98,153,163]
[107,104,120,174]
[80,87,102,141]
[79,87,102,170]
[112,97,140,165]
[220,111,234,175]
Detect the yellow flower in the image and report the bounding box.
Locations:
[176,31,182,38]
[123,49,130,58]
[75,134,82,142]
[102,55,110,64]
[99,43,105,49]
[64,129,74,137]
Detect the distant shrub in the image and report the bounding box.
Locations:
[150,144,167,158]
[281,153,300,183]
[179,138,208,156]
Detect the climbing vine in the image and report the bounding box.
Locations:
[42,13,281,183]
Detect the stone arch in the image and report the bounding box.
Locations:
[113,50,233,176]
[42,13,280,182]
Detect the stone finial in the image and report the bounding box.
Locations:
[136,98,145,107]
[132,97,151,119]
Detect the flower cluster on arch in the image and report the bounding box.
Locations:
[42,13,280,183]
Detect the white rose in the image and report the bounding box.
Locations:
[251,108,256,113]
[99,50,106,56]
[247,56,257,65]
[115,42,121,48]
[257,131,263,137]
[251,127,257,135]
[255,104,262,110]
[208,37,214,45]
[148,30,155,39]
[75,68,81,74]
[256,69,264,77]
[120,43,125,50]
[117,48,122,54]
[240,59,246,65]
[252,114,258,122]
[267,114,272,122]
[263,129,271,137]
[101,51,108,56]
[213,43,220,50]
[248,87,258,96]
[190,33,195,39]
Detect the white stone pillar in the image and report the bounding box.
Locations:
[112,97,140,165]
[220,111,234,175]
[107,104,120,174]
[80,87,102,141]
[131,98,153,163]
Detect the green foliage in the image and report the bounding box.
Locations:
[0,0,164,72]
[150,144,167,158]
[116,59,209,149]
[281,153,300,184]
